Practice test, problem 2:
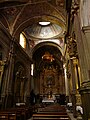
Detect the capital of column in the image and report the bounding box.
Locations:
[9,37,16,57]
[66,36,78,58]
[72,58,78,67]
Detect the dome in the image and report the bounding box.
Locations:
[24,22,63,39]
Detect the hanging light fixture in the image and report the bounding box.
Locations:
[42,52,54,62]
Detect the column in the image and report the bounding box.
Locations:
[20,78,25,102]
[0,61,6,98]
[25,65,31,107]
[70,58,77,118]
[31,64,34,90]
[74,3,90,119]
[63,64,69,103]
[0,61,6,109]
[4,39,15,108]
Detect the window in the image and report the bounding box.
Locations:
[19,33,26,48]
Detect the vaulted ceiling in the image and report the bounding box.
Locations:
[0,0,67,75]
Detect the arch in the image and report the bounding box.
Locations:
[0,14,9,30]
[32,41,63,75]
[0,22,12,40]
[32,41,63,57]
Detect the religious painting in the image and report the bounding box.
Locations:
[46,74,55,86]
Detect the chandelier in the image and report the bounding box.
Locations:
[42,52,55,62]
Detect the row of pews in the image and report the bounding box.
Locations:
[32,103,71,120]
[0,106,33,120]
[0,103,71,120]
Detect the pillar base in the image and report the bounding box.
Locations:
[1,95,5,109]
[79,80,90,120]
[4,94,13,108]
[26,96,31,106]
[71,93,77,118]
[66,96,69,104]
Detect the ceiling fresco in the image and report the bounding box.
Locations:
[23,22,63,39]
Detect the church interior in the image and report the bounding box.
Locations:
[0,0,90,120]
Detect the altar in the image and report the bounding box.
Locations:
[42,94,56,103]
[42,99,54,103]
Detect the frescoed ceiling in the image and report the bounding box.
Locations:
[0,0,67,78]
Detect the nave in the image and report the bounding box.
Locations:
[1,0,90,119]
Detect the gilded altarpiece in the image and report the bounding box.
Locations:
[40,68,65,96]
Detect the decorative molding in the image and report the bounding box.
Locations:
[71,2,79,15]
[82,26,90,33]
[67,37,78,58]
[79,80,90,94]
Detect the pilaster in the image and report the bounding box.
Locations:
[72,2,90,120]
[4,39,15,108]
[63,63,69,103]
[79,81,90,120]
[69,58,77,118]
[73,3,89,82]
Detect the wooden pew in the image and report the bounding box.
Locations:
[33,116,70,120]
[36,112,67,115]
[0,108,22,120]
[0,106,33,120]
[32,112,71,120]
[38,104,66,113]
[33,114,69,117]
[33,118,70,120]
[15,106,33,120]
[32,104,71,120]
[0,113,9,120]
[33,117,70,119]
[0,110,20,120]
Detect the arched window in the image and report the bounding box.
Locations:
[19,33,26,48]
